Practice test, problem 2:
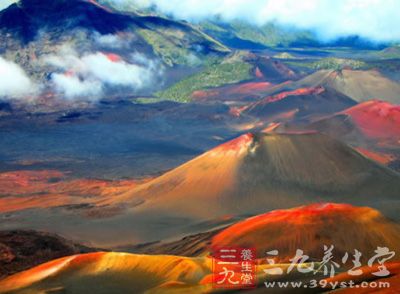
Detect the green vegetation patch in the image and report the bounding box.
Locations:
[154,61,253,103]
[286,57,368,70]
[137,27,228,67]
[137,29,192,67]
[201,20,318,48]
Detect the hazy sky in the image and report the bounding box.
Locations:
[1,0,399,42]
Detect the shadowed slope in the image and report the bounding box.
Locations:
[254,55,298,82]
[262,69,400,104]
[0,0,228,58]
[232,86,356,122]
[0,0,134,41]
[0,230,98,279]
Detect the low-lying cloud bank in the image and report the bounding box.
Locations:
[0,42,163,102]
[109,0,400,43]
[93,32,135,49]
[44,46,162,100]
[0,57,37,100]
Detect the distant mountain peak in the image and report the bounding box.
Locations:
[18,0,112,12]
[0,0,132,41]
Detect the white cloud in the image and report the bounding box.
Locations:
[51,73,103,100]
[0,56,37,100]
[82,52,154,88]
[3,0,400,42]
[0,0,16,11]
[44,46,162,100]
[119,0,400,42]
[93,33,131,49]
[3,0,398,42]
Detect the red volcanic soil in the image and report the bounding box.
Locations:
[215,132,254,152]
[191,81,273,102]
[191,89,220,101]
[0,170,64,191]
[104,52,122,62]
[66,251,107,267]
[0,252,107,293]
[229,105,248,117]
[355,147,396,165]
[211,203,400,261]
[0,170,144,213]
[262,86,325,104]
[341,100,400,143]
[230,81,273,94]
[254,66,264,78]
[230,86,325,117]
